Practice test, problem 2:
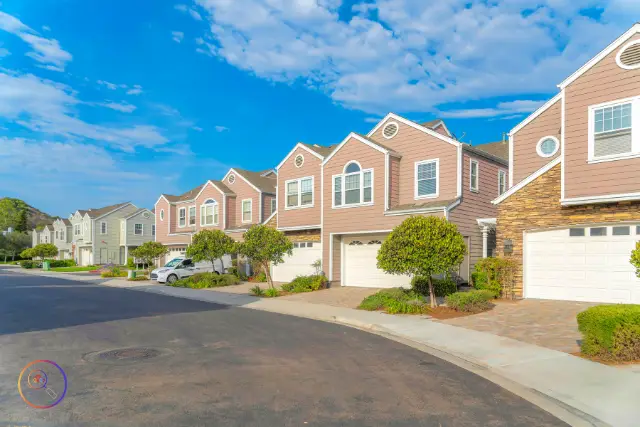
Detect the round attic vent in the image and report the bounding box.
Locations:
[382,122,399,139]
[617,40,640,70]
[295,154,304,168]
[228,174,235,184]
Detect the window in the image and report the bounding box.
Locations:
[333,162,372,207]
[188,206,196,226]
[294,154,304,168]
[74,224,81,236]
[100,221,107,235]
[160,209,165,221]
[286,177,313,208]
[152,225,156,236]
[242,199,252,223]
[200,199,219,226]
[612,226,630,236]
[637,225,640,235]
[55,231,59,239]
[590,227,607,236]
[60,230,64,240]
[178,207,186,227]
[569,228,585,237]
[293,242,314,248]
[536,136,559,158]
[134,224,143,235]
[590,100,635,160]
[498,170,507,195]
[271,198,276,214]
[415,159,438,199]
[470,160,479,192]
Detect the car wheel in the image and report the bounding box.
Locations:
[167,274,178,284]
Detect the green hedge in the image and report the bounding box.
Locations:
[445,290,495,313]
[49,260,76,268]
[358,288,428,314]
[20,260,37,269]
[411,276,457,297]
[281,275,328,293]
[169,273,240,289]
[577,305,640,361]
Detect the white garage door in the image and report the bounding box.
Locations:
[167,247,187,263]
[272,242,322,282]
[343,234,411,288]
[525,224,640,303]
[80,248,93,266]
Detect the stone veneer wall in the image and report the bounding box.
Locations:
[496,164,640,297]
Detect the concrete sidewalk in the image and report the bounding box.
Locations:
[5,267,639,427]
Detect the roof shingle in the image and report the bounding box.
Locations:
[468,141,509,163]
[233,168,277,193]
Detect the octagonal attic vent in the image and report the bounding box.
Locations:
[617,40,640,70]
[382,122,399,139]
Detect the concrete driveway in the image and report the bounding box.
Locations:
[439,299,597,353]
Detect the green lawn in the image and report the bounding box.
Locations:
[50,265,99,272]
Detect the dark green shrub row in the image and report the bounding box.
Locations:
[20,260,38,269]
[577,305,640,361]
[358,288,428,314]
[169,273,240,289]
[49,260,76,268]
[471,257,517,298]
[280,275,328,293]
[411,276,457,297]
[445,290,495,313]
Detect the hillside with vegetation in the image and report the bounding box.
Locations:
[0,198,58,231]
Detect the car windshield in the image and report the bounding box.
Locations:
[164,259,183,268]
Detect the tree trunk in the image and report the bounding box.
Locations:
[264,262,273,289]
[219,257,225,274]
[428,275,437,308]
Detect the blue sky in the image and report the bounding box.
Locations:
[0,0,638,216]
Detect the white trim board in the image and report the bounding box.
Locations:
[367,113,461,147]
[492,157,561,205]
[222,168,264,195]
[322,132,397,166]
[510,93,562,136]
[276,142,325,171]
[561,192,640,206]
[558,23,640,89]
[277,224,321,231]
[263,210,277,225]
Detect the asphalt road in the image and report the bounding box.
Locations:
[0,268,567,427]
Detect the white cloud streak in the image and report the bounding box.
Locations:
[172,31,185,43]
[100,101,137,113]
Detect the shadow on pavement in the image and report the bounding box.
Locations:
[0,269,227,335]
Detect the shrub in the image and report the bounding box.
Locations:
[101,266,127,278]
[358,288,427,314]
[248,271,267,283]
[264,287,280,298]
[472,257,517,298]
[127,257,135,269]
[250,285,265,296]
[20,260,35,269]
[281,274,328,293]
[49,260,76,268]
[128,276,149,281]
[577,305,640,361]
[411,276,457,297]
[169,273,240,289]
[445,290,495,313]
[631,242,640,278]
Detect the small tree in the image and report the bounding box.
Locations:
[6,231,31,260]
[32,243,59,260]
[237,225,293,289]
[631,242,640,278]
[187,229,236,273]
[130,242,169,270]
[20,248,35,259]
[377,216,467,308]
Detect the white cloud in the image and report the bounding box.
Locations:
[192,0,638,114]
[175,3,203,20]
[214,125,229,132]
[172,31,185,43]
[0,46,9,57]
[42,25,51,32]
[0,71,169,152]
[364,117,382,123]
[97,80,118,90]
[126,84,143,95]
[0,11,72,71]
[100,101,137,113]
[440,100,546,118]
[191,126,203,131]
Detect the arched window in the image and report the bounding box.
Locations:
[333,161,372,207]
[344,162,361,174]
[200,199,219,226]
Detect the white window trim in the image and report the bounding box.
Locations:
[382,121,399,139]
[100,221,108,235]
[536,135,560,158]
[587,95,640,162]
[160,209,164,221]
[188,205,196,227]
[152,224,156,236]
[294,154,305,168]
[134,223,144,236]
[616,39,640,70]
[271,198,276,214]
[498,170,507,196]
[414,158,440,200]
[178,207,187,228]
[284,176,314,210]
[332,165,374,209]
[200,199,219,226]
[241,199,252,223]
[470,159,479,193]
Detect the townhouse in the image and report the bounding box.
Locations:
[493,24,640,304]
[69,202,155,266]
[53,218,72,259]
[154,168,277,268]
[270,117,509,286]
[31,224,54,247]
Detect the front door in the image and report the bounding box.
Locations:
[99,248,108,265]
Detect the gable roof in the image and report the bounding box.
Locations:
[301,142,337,158]
[163,184,206,203]
[233,168,277,193]
[322,132,402,165]
[210,180,234,195]
[468,141,509,164]
[276,142,337,170]
[421,119,453,137]
[124,208,154,220]
[559,23,640,89]
[368,113,461,147]
[84,202,131,218]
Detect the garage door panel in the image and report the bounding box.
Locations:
[525,225,639,303]
[344,235,411,288]
[272,245,322,283]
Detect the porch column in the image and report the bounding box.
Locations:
[124,246,128,264]
[482,226,489,258]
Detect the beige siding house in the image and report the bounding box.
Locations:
[494,24,640,303]
[119,208,156,264]
[53,218,72,259]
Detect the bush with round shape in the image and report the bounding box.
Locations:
[445,290,495,313]
[577,304,640,361]
[411,276,457,297]
[358,288,427,314]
